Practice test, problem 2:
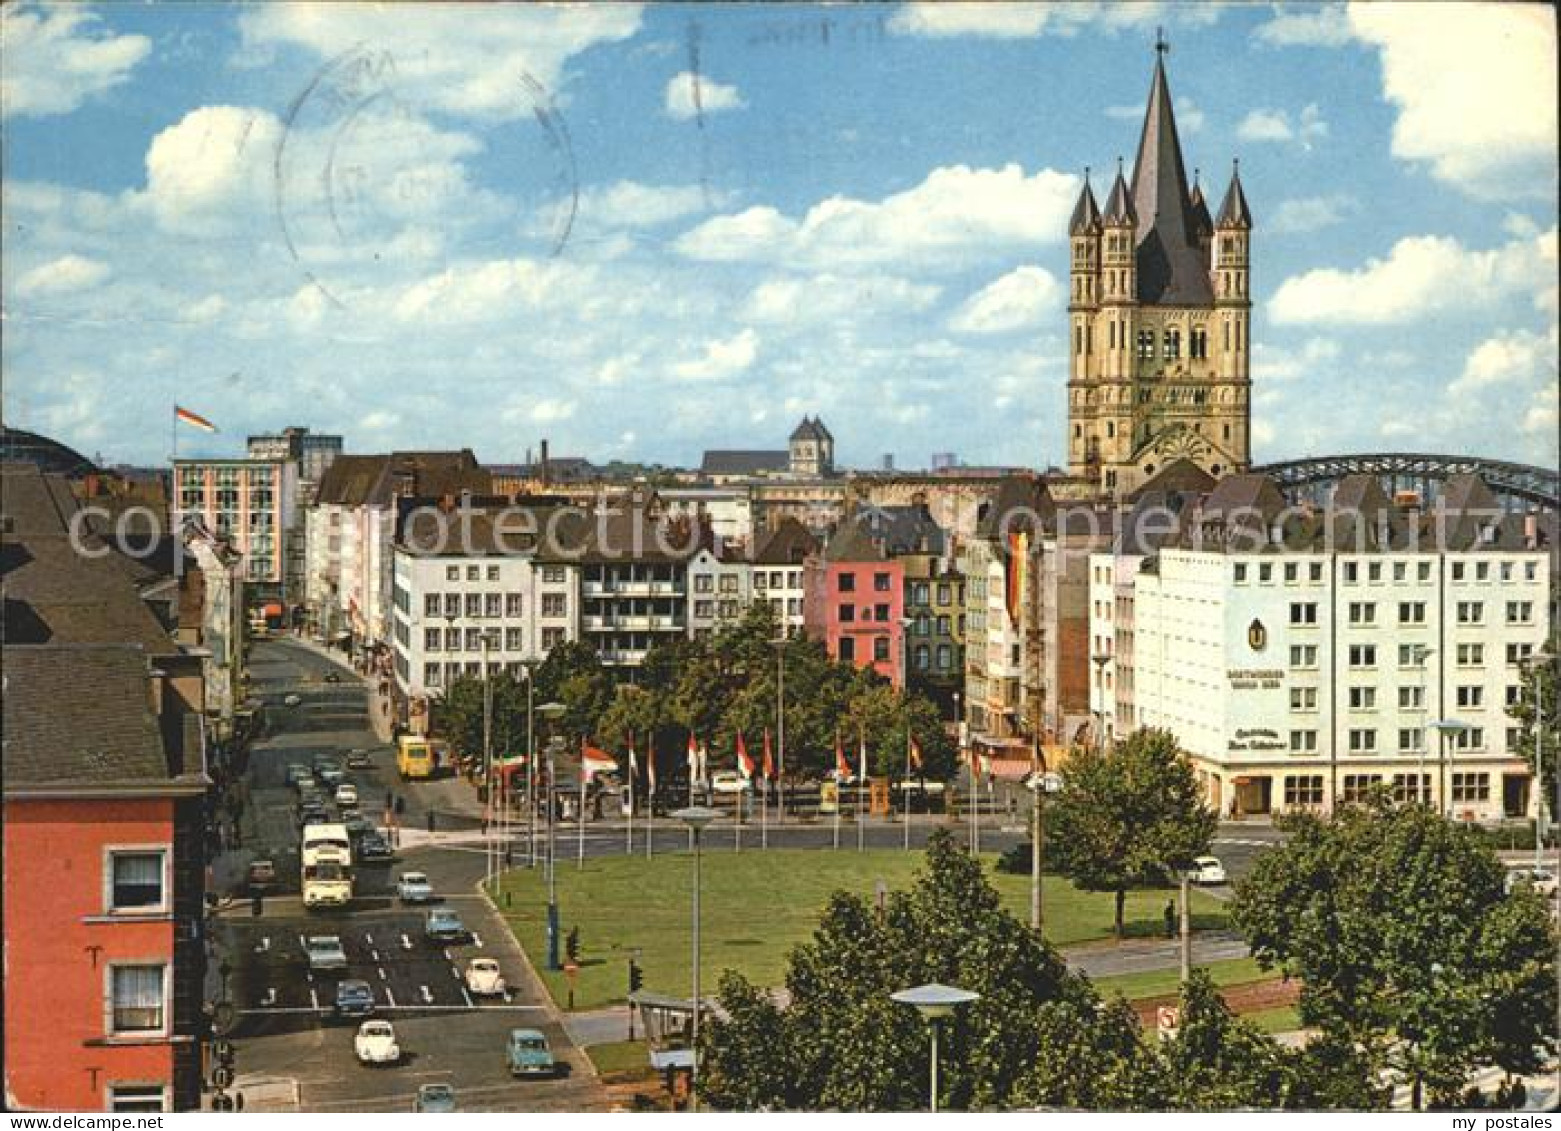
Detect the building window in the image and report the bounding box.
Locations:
[1284,776,1324,807]
[487,565,500,581]
[1290,686,1317,711]
[1347,728,1377,753]
[424,628,441,651]
[1456,601,1483,625]
[1348,687,1376,710]
[695,575,713,593]
[505,628,523,650]
[1290,602,1318,626]
[1452,727,1485,752]
[754,573,768,591]
[1456,685,1483,709]
[1284,563,1298,584]
[1289,730,1317,752]
[719,575,738,594]
[1418,561,1432,581]
[1163,327,1181,359]
[465,628,482,651]
[1342,774,1382,803]
[1234,564,1247,584]
[444,628,462,651]
[1289,644,1318,668]
[542,566,566,583]
[424,594,441,617]
[1398,601,1425,624]
[1507,601,1534,624]
[873,637,890,663]
[1392,774,1430,804]
[839,604,855,623]
[936,614,951,635]
[1367,562,1381,582]
[542,594,567,618]
[444,594,460,618]
[1347,644,1377,668]
[110,965,167,1034]
[1343,561,1358,583]
[465,565,479,581]
[840,638,856,663]
[1398,727,1426,753]
[1451,773,1490,802]
[446,566,459,581]
[485,593,502,618]
[465,594,482,618]
[836,573,857,594]
[506,593,524,617]
[937,583,951,605]
[1456,642,1484,666]
[1507,642,1535,666]
[1137,328,1155,359]
[1399,685,1425,710]
[914,644,930,671]
[872,603,889,622]
[1399,643,1431,668]
[1259,564,1272,583]
[108,850,167,913]
[542,627,565,650]
[424,663,442,687]
[1348,602,1376,625]
[936,644,952,670]
[108,1085,168,1113]
[874,572,891,592]
[695,600,715,618]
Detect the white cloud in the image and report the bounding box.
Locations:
[1448,328,1556,400]
[949,267,1061,334]
[1252,4,1352,47]
[664,71,746,121]
[360,410,400,431]
[141,106,285,235]
[1348,4,1557,200]
[1236,103,1327,148]
[1268,194,1355,235]
[1269,227,1558,325]
[184,294,229,323]
[579,182,715,227]
[393,257,598,324]
[0,6,150,118]
[237,4,642,119]
[676,164,1078,269]
[526,398,578,424]
[1251,337,1340,383]
[14,253,110,296]
[887,2,1215,39]
[672,328,759,382]
[744,273,940,324]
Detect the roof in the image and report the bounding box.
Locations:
[1127,458,1216,502]
[752,516,818,564]
[820,520,886,563]
[1188,179,1214,242]
[975,476,1055,540]
[2,644,194,791]
[315,451,489,507]
[1215,164,1253,228]
[1069,175,1102,235]
[1127,54,1213,304]
[0,426,97,478]
[790,416,825,442]
[1102,168,1135,226]
[855,505,947,556]
[700,450,789,476]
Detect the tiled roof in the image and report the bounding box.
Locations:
[315,451,488,506]
[821,520,886,563]
[752,517,817,564]
[975,476,1054,540]
[700,450,789,476]
[1128,56,1214,304]
[2,644,179,788]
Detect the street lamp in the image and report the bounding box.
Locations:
[538,701,567,970]
[771,636,787,824]
[1430,718,1471,819]
[890,982,980,1113]
[1027,769,1063,934]
[672,805,719,1112]
[1413,646,1435,804]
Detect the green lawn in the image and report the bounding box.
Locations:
[487,848,1229,1012]
[1091,956,1270,1003]
[587,1039,654,1078]
[1246,1005,1304,1034]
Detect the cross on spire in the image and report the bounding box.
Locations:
[1155,27,1169,56]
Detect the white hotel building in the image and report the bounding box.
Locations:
[1090,473,1550,821]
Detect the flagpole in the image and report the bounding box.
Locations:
[832,729,842,851]
[646,736,656,860]
[973,749,982,855]
[904,731,912,852]
[626,737,635,857]
[967,746,977,853]
[577,741,587,870]
[857,726,865,853]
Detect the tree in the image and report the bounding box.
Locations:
[1010,996,1164,1110]
[1230,798,1558,1110]
[534,640,613,744]
[1047,729,1216,936]
[435,671,532,764]
[1506,632,1559,818]
[1158,969,1288,1110]
[700,830,1100,1111]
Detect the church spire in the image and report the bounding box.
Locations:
[1216,159,1253,229]
[1068,168,1101,235]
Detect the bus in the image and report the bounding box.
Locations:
[301,822,354,909]
[396,736,446,781]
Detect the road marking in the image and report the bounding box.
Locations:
[460,987,475,1008]
[377,966,387,980]
[386,987,397,1008]
[370,949,381,962]
[471,932,483,948]
[419,985,433,1004]
[363,932,375,947]
[450,964,462,980]
[401,934,412,950]
[254,935,271,954]
[262,988,277,1006]
[239,1003,544,1020]
[309,987,319,1012]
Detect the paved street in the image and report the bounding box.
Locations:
[215,640,606,1113]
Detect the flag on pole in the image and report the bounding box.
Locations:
[628,744,639,779]
[858,731,868,784]
[737,732,755,781]
[581,743,617,782]
[174,405,218,433]
[835,730,851,781]
[909,736,924,771]
[648,739,658,793]
[687,733,699,776]
[761,728,776,781]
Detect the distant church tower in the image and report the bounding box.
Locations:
[1066,36,1252,497]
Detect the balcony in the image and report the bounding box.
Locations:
[583,614,686,631]
[582,579,684,597]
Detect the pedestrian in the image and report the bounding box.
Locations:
[394,795,406,816]
[426,810,436,834]
[1163,900,1176,939]
[384,789,393,812]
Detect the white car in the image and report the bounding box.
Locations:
[465,958,507,997]
[335,783,359,808]
[396,871,435,903]
[283,693,302,707]
[354,1019,401,1065]
[1505,867,1559,898]
[711,771,750,795]
[1189,856,1228,885]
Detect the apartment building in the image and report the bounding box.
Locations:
[172,456,297,598]
[751,517,815,635]
[688,546,753,637]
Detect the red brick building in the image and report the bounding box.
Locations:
[804,520,907,686]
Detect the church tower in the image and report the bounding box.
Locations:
[1066,37,1252,497]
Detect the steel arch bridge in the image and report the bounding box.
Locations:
[1252,453,1559,512]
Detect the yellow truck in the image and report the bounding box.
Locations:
[396,735,445,781]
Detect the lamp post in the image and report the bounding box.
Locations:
[1414,646,1435,805]
[1028,769,1063,934]
[1430,718,1471,820]
[771,636,787,824]
[481,629,496,887]
[672,805,718,1112]
[890,983,980,1113]
[538,701,567,970]
[522,660,537,868]
[1090,652,1111,749]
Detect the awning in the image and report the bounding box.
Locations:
[262,601,283,616]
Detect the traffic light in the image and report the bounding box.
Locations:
[628,959,643,994]
[565,926,581,965]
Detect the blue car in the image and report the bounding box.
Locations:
[334,979,376,1018]
[425,909,468,944]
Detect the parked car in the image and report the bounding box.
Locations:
[246,859,277,891]
[315,757,345,786]
[413,1084,457,1112]
[286,763,312,787]
[343,810,374,836]
[358,831,394,863]
[1189,856,1228,885]
[354,1020,401,1065]
[335,783,360,808]
[397,872,435,903]
[334,979,376,1018]
[283,693,302,707]
[305,936,348,971]
[298,803,330,829]
[425,909,468,944]
[465,958,506,997]
[1505,867,1559,898]
[346,748,373,770]
[506,1029,556,1077]
[323,672,342,684]
[711,771,750,795]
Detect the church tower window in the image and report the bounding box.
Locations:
[1164,328,1181,360]
[1137,329,1155,360]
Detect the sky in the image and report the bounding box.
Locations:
[2,1,1556,472]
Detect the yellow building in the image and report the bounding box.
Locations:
[1066,44,1252,498]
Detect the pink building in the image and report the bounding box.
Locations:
[804,522,906,687]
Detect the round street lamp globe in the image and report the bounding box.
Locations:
[671,805,720,830]
[890,982,981,1020]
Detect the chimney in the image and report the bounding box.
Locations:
[1524,513,1538,548]
[540,439,550,486]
